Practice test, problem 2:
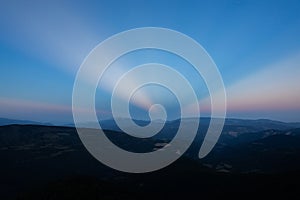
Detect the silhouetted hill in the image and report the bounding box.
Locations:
[202,128,300,173]
[66,117,300,130]
[1,124,300,199]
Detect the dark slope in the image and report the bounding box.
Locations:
[1,125,300,199]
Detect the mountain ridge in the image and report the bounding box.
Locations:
[0,117,53,126]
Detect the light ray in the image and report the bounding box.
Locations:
[184,53,300,121]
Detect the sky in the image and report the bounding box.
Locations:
[0,0,300,123]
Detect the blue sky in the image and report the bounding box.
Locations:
[0,0,300,123]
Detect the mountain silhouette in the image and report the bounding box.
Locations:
[1,118,300,199]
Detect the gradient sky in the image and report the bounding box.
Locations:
[0,0,300,123]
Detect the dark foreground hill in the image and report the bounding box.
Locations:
[1,124,300,199]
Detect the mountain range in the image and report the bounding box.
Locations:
[1,117,300,199]
[0,117,53,126]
